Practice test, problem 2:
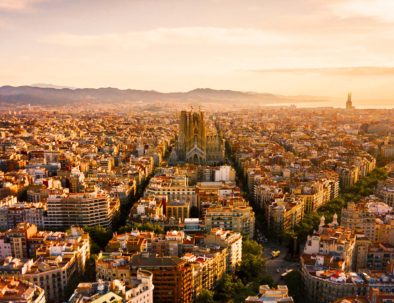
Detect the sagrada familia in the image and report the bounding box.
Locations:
[172,108,224,165]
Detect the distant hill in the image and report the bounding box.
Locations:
[0,85,330,106]
[30,83,76,89]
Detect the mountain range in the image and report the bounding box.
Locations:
[0,85,331,106]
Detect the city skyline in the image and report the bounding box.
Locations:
[1,0,394,106]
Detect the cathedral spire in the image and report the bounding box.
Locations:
[176,107,224,164]
[346,92,354,109]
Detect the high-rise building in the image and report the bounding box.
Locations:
[175,109,224,164]
[45,192,119,229]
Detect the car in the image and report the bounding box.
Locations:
[281,269,294,278]
[271,250,280,258]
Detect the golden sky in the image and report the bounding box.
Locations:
[1,0,394,105]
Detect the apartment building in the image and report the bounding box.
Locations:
[337,166,360,189]
[204,228,242,272]
[166,200,190,223]
[341,199,394,245]
[333,288,394,303]
[130,254,193,303]
[144,174,196,206]
[5,222,38,259]
[182,248,227,295]
[266,195,305,233]
[195,181,240,210]
[0,277,46,303]
[0,202,46,229]
[69,270,154,303]
[0,224,90,303]
[96,253,133,286]
[129,196,165,223]
[376,177,394,207]
[381,144,394,159]
[204,205,255,239]
[304,219,355,270]
[245,285,294,303]
[301,219,394,303]
[45,191,119,229]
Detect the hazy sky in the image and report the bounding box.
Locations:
[1,0,394,104]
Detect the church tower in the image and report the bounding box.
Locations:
[346,92,354,109]
[176,108,224,164]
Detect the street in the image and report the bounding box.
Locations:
[262,241,299,283]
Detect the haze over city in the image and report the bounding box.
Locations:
[1,0,394,107]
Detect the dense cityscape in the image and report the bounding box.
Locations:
[0,96,392,303]
[2,1,394,302]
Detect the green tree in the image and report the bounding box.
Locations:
[133,222,164,234]
[214,273,257,303]
[118,224,134,234]
[196,289,215,303]
[238,239,265,283]
[234,238,275,296]
[283,270,303,303]
[214,274,238,302]
[83,225,112,253]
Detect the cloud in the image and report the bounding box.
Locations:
[41,27,289,49]
[0,0,47,11]
[252,67,394,77]
[329,0,394,23]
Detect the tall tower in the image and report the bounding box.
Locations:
[346,92,354,109]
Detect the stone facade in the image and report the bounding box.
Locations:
[175,109,224,165]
